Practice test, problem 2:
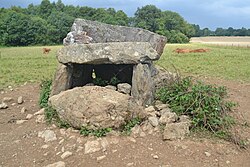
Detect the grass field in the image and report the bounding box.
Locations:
[0,46,61,89]
[190,36,250,47]
[0,43,250,89]
[156,43,250,82]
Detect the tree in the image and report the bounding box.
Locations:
[39,0,53,19]
[134,5,162,32]
[114,10,129,26]
[56,0,65,12]
[47,11,74,44]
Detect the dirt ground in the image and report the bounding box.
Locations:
[0,78,250,167]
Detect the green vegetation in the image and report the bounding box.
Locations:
[80,127,112,137]
[121,117,142,135]
[0,1,194,46]
[39,79,70,128]
[192,25,250,37]
[156,77,236,135]
[93,76,120,86]
[0,46,60,89]
[157,43,250,82]
[39,80,52,108]
[133,5,194,43]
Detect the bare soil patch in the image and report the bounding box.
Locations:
[0,81,249,167]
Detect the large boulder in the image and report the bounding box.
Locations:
[57,42,159,64]
[49,86,145,130]
[63,18,167,55]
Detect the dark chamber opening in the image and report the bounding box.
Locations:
[71,64,134,88]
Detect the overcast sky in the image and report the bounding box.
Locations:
[1,0,250,30]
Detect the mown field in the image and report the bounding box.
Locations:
[190,36,250,47]
[0,43,250,89]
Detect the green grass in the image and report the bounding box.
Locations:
[157,43,250,82]
[0,46,61,89]
[0,43,250,89]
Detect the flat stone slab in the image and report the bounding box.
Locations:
[57,42,159,64]
[63,18,167,55]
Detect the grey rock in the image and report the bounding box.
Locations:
[179,115,191,123]
[131,125,146,138]
[117,83,132,94]
[49,86,145,130]
[127,137,136,143]
[145,106,155,113]
[97,155,106,161]
[105,85,117,91]
[0,102,8,109]
[152,155,159,159]
[131,64,155,106]
[160,107,172,115]
[38,130,57,142]
[57,42,159,64]
[16,120,27,124]
[84,140,102,154]
[61,151,73,159]
[2,97,13,103]
[100,138,109,150]
[204,152,211,157]
[159,111,178,125]
[145,106,156,117]
[155,103,169,111]
[36,115,45,123]
[41,144,49,149]
[64,18,167,55]
[126,163,134,167]
[21,107,27,113]
[141,121,154,134]
[51,64,73,96]
[34,108,45,115]
[17,96,23,104]
[163,122,190,140]
[45,161,65,167]
[26,114,33,120]
[148,116,159,127]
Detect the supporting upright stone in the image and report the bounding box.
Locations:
[131,63,155,106]
[51,64,73,96]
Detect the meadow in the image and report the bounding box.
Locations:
[0,46,61,89]
[0,43,250,89]
[157,43,250,82]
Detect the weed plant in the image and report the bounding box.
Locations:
[156,77,236,138]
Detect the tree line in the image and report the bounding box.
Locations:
[0,0,249,46]
[192,25,250,37]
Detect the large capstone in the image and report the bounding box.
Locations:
[49,86,146,130]
[63,18,167,55]
[57,42,159,64]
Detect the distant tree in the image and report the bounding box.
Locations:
[26,3,39,16]
[47,11,74,44]
[39,0,53,18]
[114,10,129,26]
[55,0,65,12]
[134,5,162,32]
